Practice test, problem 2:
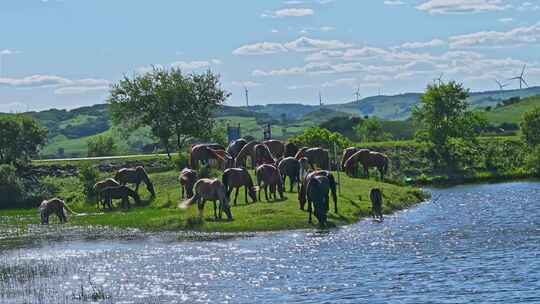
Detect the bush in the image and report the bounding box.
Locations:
[289,127,352,150]
[79,163,99,195]
[87,135,117,157]
[0,164,25,209]
[521,107,540,148]
[526,145,540,176]
[172,152,190,170]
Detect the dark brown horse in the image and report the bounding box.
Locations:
[190,144,233,170]
[341,147,361,171]
[101,185,141,210]
[305,175,331,226]
[179,178,233,221]
[234,141,260,168]
[115,166,155,197]
[222,167,257,205]
[343,149,370,177]
[370,188,384,222]
[256,164,285,201]
[227,138,248,159]
[179,168,198,199]
[93,178,120,209]
[263,139,285,159]
[254,143,276,166]
[39,198,78,224]
[299,170,337,213]
[344,150,389,180]
[285,142,299,158]
[278,157,301,192]
[295,147,330,170]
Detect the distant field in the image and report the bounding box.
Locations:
[485,96,540,124]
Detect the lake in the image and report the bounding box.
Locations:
[1,181,540,303]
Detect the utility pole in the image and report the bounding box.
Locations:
[355,88,361,102]
[244,86,249,108]
[319,91,323,107]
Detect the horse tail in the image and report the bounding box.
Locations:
[179,191,201,209]
[222,171,230,194]
[384,157,390,175]
[327,174,338,212]
[62,203,80,216]
[128,188,141,204]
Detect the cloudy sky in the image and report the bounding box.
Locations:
[1,0,540,112]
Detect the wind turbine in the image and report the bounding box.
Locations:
[433,72,444,85]
[354,88,361,102]
[318,91,323,107]
[508,65,528,90]
[244,86,249,108]
[494,79,509,91]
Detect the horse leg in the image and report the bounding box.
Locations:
[181,185,185,199]
[289,176,294,193]
[244,186,248,204]
[234,187,239,206]
[213,200,217,219]
[135,182,140,193]
[265,185,269,202]
[307,200,313,224]
[198,200,205,218]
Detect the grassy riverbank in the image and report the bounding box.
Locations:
[0,169,426,233]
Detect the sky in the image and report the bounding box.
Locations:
[1,0,540,112]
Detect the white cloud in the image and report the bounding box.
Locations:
[0,75,110,96]
[170,60,212,70]
[384,0,405,5]
[284,36,353,52]
[322,77,357,87]
[262,8,314,18]
[0,102,27,113]
[416,0,508,14]
[320,26,335,32]
[0,49,19,56]
[0,75,71,87]
[54,86,109,95]
[231,81,261,87]
[498,17,513,23]
[449,23,540,48]
[233,42,288,55]
[398,38,446,49]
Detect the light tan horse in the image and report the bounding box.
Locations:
[256,164,285,201]
[39,198,79,224]
[179,168,198,199]
[263,139,285,159]
[234,141,260,168]
[222,167,258,205]
[93,178,120,209]
[179,178,233,221]
[115,166,156,197]
[190,144,233,170]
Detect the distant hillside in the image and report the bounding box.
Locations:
[485,95,540,124]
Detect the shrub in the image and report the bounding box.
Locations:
[172,152,190,170]
[79,163,99,195]
[289,127,352,150]
[0,164,25,209]
[521,107,540,148]
[87,135,117,157]
[526,145,540,176]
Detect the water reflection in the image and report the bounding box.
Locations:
[2,181,540,303]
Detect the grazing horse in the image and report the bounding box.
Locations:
[256,164,285,201]
[234,141,260,168]
[179,168,198,199]
[190,144,233,170]
[299,157,311,180]
[343,149,371,177]
[295,147,330,170]
[278,157,301,192]
[227,138,248,159]
[222,167,257,205]
[263,139,285,159]
[93,178,120,209]
[254,143,276,166]
[39,198,78,225]
[101,185,141,210]
[285,142,299,158]
[341,147,361,171]
[344,150,389,180]
[115,166,156,197]
[370,188,384,222]
[299,170,338,213]
[305,175,331,226]
[179,178,233,221]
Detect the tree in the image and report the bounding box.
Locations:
[0,115,47,165]
[520,107,540,148]
[356,118,392,142]
[412,81,486,168]
[108,67,229,158]
[87,135,117,157]
[289,127,352,150]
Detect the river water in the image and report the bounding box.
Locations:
[1,181,540,303]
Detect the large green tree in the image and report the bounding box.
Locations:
[0,115,47,165]
[413,81,486,168]
[108,67,229,157]
[356,118,392,142]
[520,107,540,148]
[87,135,117,157]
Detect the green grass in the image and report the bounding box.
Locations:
[0,170,427,233]
[485,96,540,124]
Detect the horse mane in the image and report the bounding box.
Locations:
[294,147,308,160]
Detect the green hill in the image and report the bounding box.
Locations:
[485,96,540,124]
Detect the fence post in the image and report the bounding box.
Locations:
[334,141,341,195]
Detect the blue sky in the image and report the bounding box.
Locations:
[1,0,540,112]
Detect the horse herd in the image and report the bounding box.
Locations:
[39,139,389,226]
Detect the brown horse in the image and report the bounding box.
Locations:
[295,147,330,170]
[344,150,389,180]
[93,178,120,209]
[263,139,285,159]
[299,157,311,180]
[222,167,257,205]
[227,138,248,159]
[39,198,78,224]
[101,185,141,210]
[299,170,337,214]
[305,175,331,226]
[343,149,371,177]
[285,142,299,158]
[256,164,285,201]
[370,188,384,222]
[179,168,198,199]
[179,178,233,221]
[254,143,276,166]
[234,141,260,168]
[190,144,233,170]
[115,166,156,197]
[278,157,301,192]
[341,147,361,171]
